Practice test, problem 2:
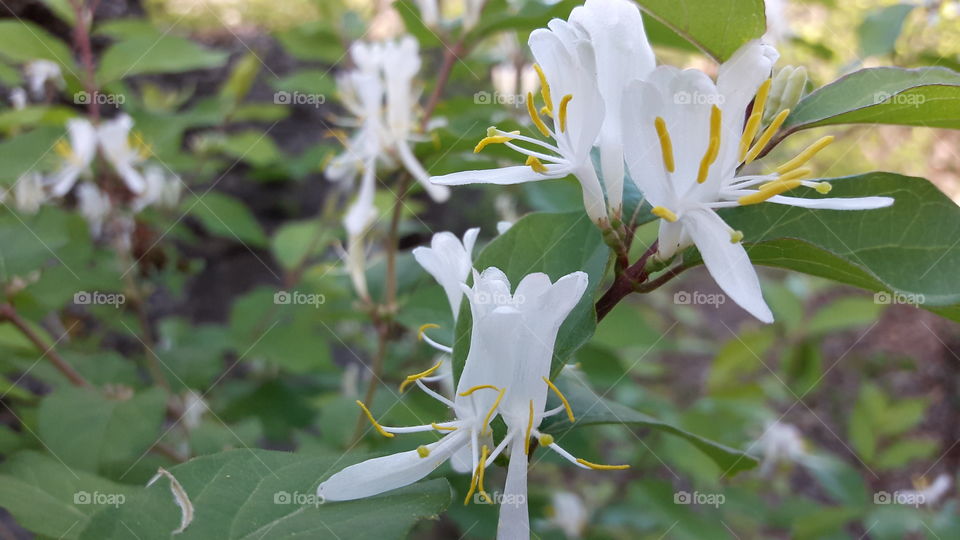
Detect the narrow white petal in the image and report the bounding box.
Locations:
[497,441,531,540]
[684,209,774,323]
[317,431,465,501]
[766,194,895,210]
[396,141,450,202]
[431,165,568,186]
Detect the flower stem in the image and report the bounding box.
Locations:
[0,304,89,387]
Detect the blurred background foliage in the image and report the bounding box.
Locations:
[0,0,958,538]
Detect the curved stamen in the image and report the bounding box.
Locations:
[776,135,835,175]
[431,422,458,431]
[739,78,773,162]
[458,384,499,397]
[696,105,723,184]
[576,458,630,470]
[416,379,456,408]
[481,387,506,435]
[355,400,395,438]
[527,92,553,138]
[400,356,445,392]
[654,117,675,173]
[558,94,573,133]
[533,63,553,113]
[542,377,575,423]
[651,206,679,223]
[490,128,561,154]
[744,109,790,165]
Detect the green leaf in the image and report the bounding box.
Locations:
[183,191,268,247]
[874,438,938,470]
[718,173,960,321]
[540,375,759,474]
[805,297,884,335]
[0,126,66,184]
[858,4,914,58]
[777,67,960,140]
[214,130,282,168]
[0,20,74,68]
[97,35,228,85]
[633,0,766,61]
[0,451,136,539]
[219,53,261,106]
[274,21,343,63]
[37,387,167,479]
[271,219,327,271]
[78,449,452,539]
[452,212,610,378]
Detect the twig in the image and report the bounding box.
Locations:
[68,0,99,122]
[0,304,89,387]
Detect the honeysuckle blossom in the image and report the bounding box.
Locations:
[97,114,148,195]
[11,172,47,214]
[894,474,953,506]
[622,40,894,323]
[545,491,589,539]
[24,59,64,99]
[431,19,608,224]
[49,118,97,197]
[76,182,112,236]
[132,165,182,213]
[757,421,807,475]
[413,228,480,319]
[9,87,27,110]
[413,0,485,29]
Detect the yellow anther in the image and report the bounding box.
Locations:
[744,108,790,165]
[417,323,440,340]
[458,384,499,397]
[653,117,675,173]
[739,179,803,205]
[131,132,152,159]
[542,377,575,423]
[474,134,515,153]
[399,358,444,392]
[463,445,491,504]
[576,458,630,470]
[730,230,744,244]
[417,445,430,458]
[355,400,394,438]
[770,167,812,185]
[481,387,506,434]
[775,136,835,175]
[540,106,552,118]
[54,139,74,160]
[524,400,534,456]
[527,92,551,137]
[651,206,679,223]
[739,78,773,161]
[533,63,553,112]
[814,182,833,194]
[558,94,573,133]
[431,423,458,431]
[526,155,549,174]
[696,105,723,184]
[538,433,554,446]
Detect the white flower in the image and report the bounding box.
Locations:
[12,172,47,214]
[567,0,656,216]
[622,40,894,323]
[896,474,953,506]
[132,165,181,212]
[413,228,480,319]
[48,118,97,197]
[76,182,112,237]
[23,59,63,99]
[546,491,589,539]
[431,22,608,224]
[757,421,806,475]
[97,114,148,195]
[9,87,27,110]
[342,160,377,300]
[414,0,440,27]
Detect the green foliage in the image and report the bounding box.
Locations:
[97,35,228,84]
[633,0,766,61]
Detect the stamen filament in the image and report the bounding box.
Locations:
[558,94,573,133]
[697,105,723,184]
[417,323,440,340]
[481,387,506,435]
[775,136,834,175]
[527,92,552,137]
[474,134,516,153]
[432,422,458,431]
[651,206,679,223]
[744,108,790,165]
[355,400,395,438]
[575,458,630,470]
[543,377,575,423]
[739,178,804,205]
[654,117,675,173]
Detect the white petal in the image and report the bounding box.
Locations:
[684,209,774,323]
[621,79,671,208]
[396,141,450,202]
[716,40,779,169]
[317,431,466,501]
[431,165,569,186]
[496,441,531,540]
[766,194,895,210]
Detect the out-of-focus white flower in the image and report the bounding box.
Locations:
[49,118,98,197]
[181,390,208,431]
[414,0,440,26]
[12,172,47,214]
[23,60,64,99]
[97,114,148,195]
[757,421,806,475]
[492,62,519,99]
[9,87,27,110]
[496,221,513,235]
[414,0,485,29]
[75,182,112,237]
[413,228,480,318]
[546,491,589,539]
[764,0,792,43]
[896,474,953,506]
[132,165,182,212]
